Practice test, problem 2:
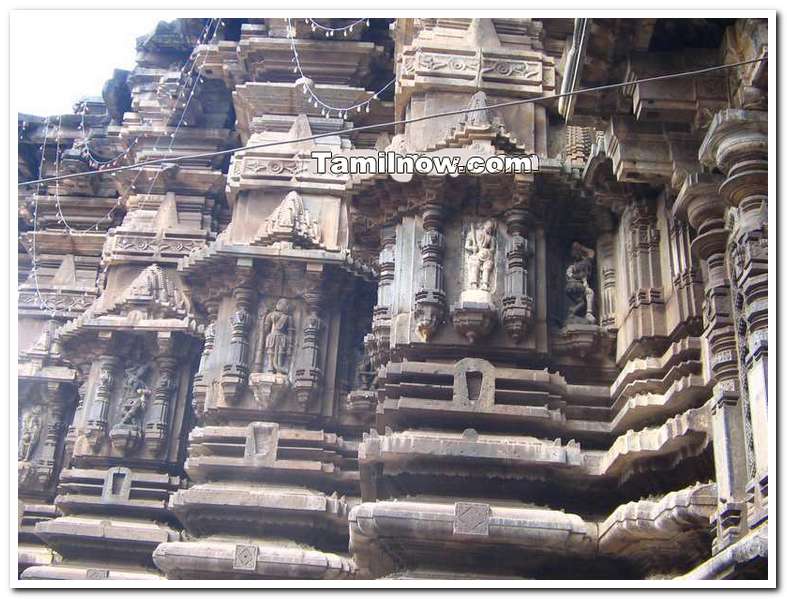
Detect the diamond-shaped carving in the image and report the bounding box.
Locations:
[85,568,110,579]
[453,502,490,536]
[233,544,258,571]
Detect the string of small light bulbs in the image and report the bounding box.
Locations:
[28,116,73,317]
[134,17,225,209]
[41,18,221,237]
[74,18,220,171]
[26,18,223,317]
[303,18,368,36]
[286,17,395,118]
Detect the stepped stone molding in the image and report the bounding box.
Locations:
[152,539,357,580]
[16,16,769,582]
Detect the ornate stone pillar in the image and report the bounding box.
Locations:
[616,198,667,361]
[294,265,324,410]
[625,199,663,309]
[699,109,768,529]
[38,383,67,488]
[414,200,446,341]
[369,227,396,367]
[192,297,220,415]
[667,214,704,338]
[675,172,749,553]
[84,354,119,451]
[64,375,88,460]
[501,208,534,342]
[145,333,177,456]
[221,264,256,403]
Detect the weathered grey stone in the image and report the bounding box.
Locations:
[16,16,769,582]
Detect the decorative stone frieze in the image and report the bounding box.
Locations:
[17,16,769,582]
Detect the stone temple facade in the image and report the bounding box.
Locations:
[17,17,769,581]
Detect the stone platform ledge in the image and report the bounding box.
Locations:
[18,544,55,571]
[675,522,768,580]
[170,482,357,535]
[152,539,357,579]
[349,500,595,578]
[350,500,597,553]
[598,483,716,567]
[349,487,717,577]
[21,564,164,580]
[360,405,709,481]
[35,515,179,555]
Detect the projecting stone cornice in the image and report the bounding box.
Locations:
[169,482,357,539]
[152,539,357,579]
[34,514,179,560]
[598,483,717,566]
[360,402,709,485]
[177,237,374,281]
[21,565,164,580]
[184,423,359,492]
[377,357,710,440]
[349,482,717,577]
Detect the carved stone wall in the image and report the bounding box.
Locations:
[17,16,769,582]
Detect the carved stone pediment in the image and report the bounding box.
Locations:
[251,191,326,250]
[106,265,192,320]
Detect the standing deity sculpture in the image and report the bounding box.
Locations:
[110,362,152,454]
[19,404,43,461]
[564,242,597,325]
[262,299,293,375]
[451,220,499,343]
[250,299,295,410]
[464,220,497,292]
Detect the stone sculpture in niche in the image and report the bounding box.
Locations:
[262,299,293,375]
[249,299,294,410]
[564,242,597,325]
[464,220,497,292]
[19,404,43,461]
[451,220,499,343]
[110,363,152,454]
[553,242,602,357]
[345,343,377,420]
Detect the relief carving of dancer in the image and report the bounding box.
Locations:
[564,242,596,325]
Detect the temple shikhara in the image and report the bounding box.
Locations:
[16,17,769,581]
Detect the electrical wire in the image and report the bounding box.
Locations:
[19,56,767,189]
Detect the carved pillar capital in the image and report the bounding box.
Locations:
[699,109,767,207]
[674,172,726,237]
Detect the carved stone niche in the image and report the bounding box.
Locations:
[68,332,194,467]
[240,266,327,415]
[450,219,499,343]
[248,297,295,411]
[553,241,603,357]
[18,381,71,496]
[344,340,378,424]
